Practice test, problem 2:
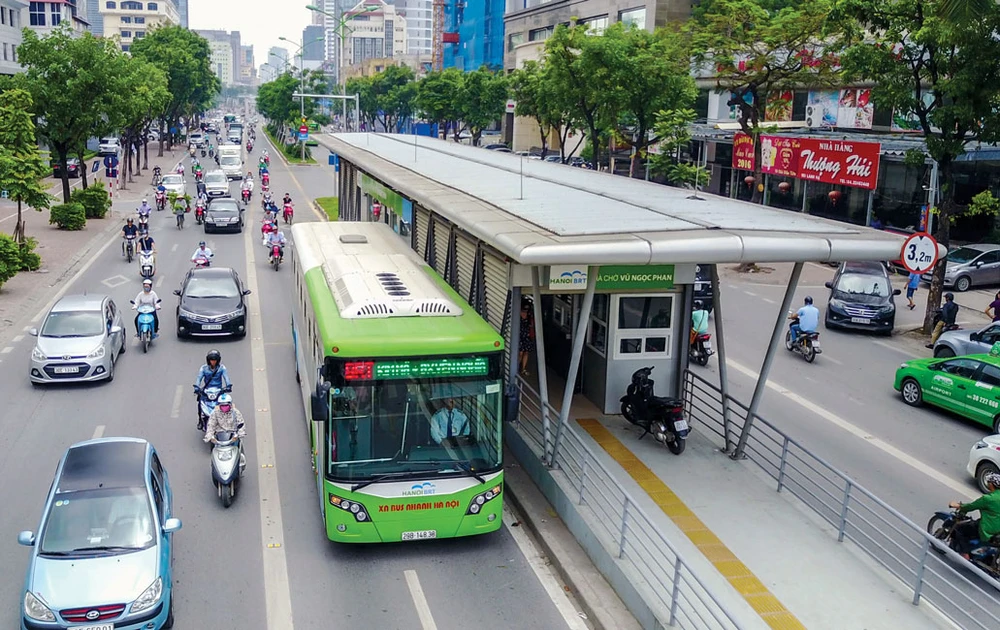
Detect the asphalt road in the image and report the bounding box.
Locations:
[0,133,581,630]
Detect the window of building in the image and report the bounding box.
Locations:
[580,15,608,34]
[121,44,130,52]
[618,7,646,30]
[120,29,131,38]
[12,45,16,62]
[507,32,523,52]
[2,7,7,26]
[792,91,808,121]
[29,2,46,26]
[586,294,609,356]
[615,295,674,358]
[121,0,142,9]
[135,30,144,38]
[106,0,116,7]
[3,43,8,62]
[528,26,553,42]
[121,15,131,22]
[134,16,144,23]
[146,1,157,9]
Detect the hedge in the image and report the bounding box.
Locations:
[49,202,87,230]
[70,185,112,219]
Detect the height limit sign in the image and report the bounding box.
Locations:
[900,232,939,274]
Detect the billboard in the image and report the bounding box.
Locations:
[734,133,881,190]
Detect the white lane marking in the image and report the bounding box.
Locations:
[822,355,843,365]
[725,358,977,500]
[101,274,130,289]
[503,504,590,630]
[761,297,776,304]
[743,291,757,297]
[244,206,295,629]
[403,570,439,630]
[92,425,105,439]
[169,385,184,419]
[12,334,23,343]
[155,275,164,288]
[23,326,31,332]
[872,339,922,359]
[171,243,178,252]
[0,347,12,354]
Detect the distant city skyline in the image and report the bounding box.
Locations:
[189,0,313,72]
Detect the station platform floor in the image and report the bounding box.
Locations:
[519,368,950,630]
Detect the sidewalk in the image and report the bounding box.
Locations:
[512,369,951,630]
[0,148,183,346]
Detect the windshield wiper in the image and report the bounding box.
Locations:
[350,468,437,492]
[423,459,487,484]
[67,545,139,554]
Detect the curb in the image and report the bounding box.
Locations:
[312,201,328,222]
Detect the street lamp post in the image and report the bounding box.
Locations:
[279,37,311,161]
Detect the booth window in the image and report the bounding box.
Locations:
[586,294,609,356]
[552,296,572,333]
[615,295,673,358]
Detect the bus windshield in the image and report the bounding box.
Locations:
[326,376,502,483]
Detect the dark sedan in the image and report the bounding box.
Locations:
[204,197,244,233]
[824,261,901,335]
[51,157,81,178]
[174,267,250,338]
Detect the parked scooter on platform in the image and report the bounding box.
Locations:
[927,509,1000,579]
[689,333,713,367]
[785,314,822,363]
[620,366,689,454]
[210,424,247,508]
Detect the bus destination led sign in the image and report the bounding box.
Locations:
[374,357,489,380]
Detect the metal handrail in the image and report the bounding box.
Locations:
[683,369,1000,629]
[513,377,748,630]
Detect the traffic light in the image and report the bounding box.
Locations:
[301,117,307,123]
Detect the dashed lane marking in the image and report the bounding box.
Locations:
[92,425,105,439]
[404,570,439,630]
[1,347,12,354]
[169,385,184,420]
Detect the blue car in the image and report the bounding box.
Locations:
[17,438,181,629]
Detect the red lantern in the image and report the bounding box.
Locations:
[828,190,842,204]
[744,175,755,188]
[778,182,791,193]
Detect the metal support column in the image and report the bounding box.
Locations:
[506,287,522,424]
[801,180,809,213]
[530,267,553,461]
[732,262,803,459]
[676,281,693,397]
[865,189,875,226]
[709,264,734,452]
[550,266,599,468]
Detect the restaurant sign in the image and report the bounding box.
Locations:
[731,133,881,190]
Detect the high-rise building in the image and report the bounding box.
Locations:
[268,46,290,72]
[302,24,324,61]
[86,0,103,35]
[100,0,180,52]
[177,0,186,27]
[240,45,255,85]
[398,0,430,56]
[1,0,26,75]
[258,62,279,84]
[194,30,242,87]
[441,0,503,72]
[23,0,91,37]
[343,0,407,67]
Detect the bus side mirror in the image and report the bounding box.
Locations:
[311,382,331,422]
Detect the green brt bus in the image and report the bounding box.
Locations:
[289,221,505,543]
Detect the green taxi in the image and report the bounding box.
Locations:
[894,347,1000,432]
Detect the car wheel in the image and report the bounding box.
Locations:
[994,415,1000,434]
[106,355,116,382]
[163,596,175,629]
[977,461,1000,493]
[119,335,126,355]
[954,276,972,292]
[933,346,955,358]
[900,378,922,406]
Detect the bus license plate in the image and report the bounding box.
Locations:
[70,624,114,630]
[850,317,871,324]
[54,366,79,374]
[401,530,437,541]
[202,324,223,330]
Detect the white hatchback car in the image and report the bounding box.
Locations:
[967,435,1000,492]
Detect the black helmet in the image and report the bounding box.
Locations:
[694,300,704,309]
[206,349,221,365]
[944,292,954,301]
[804,296,814,305]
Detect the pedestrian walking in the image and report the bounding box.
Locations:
[518,298,536,377]
[987,290,1000,323]
[906,272,920,310]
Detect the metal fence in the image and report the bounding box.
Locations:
[682,369,1000,630]
[513,377,749,630]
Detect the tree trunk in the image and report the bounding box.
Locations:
[77,149,89,189]
[143,139,149,170]
[587,123,601,171]
[57,146,71,203]
[923,163,954,334]
[13,199,24,245]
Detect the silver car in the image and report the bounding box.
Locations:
[923,243,1000,292]
[203,170,230,197]
[29,294,126,385]
[933,321,1000,358]
[160,173,185,196]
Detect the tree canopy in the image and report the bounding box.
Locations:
[0,88,51,244]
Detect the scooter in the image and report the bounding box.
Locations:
[211,424,247,508]
[124,235,137,263]
[689,333,714,367]
[194,384,231,432]
[282,203,294,225]
[261,173,270,187]
[137,213,150,235]
[927,509,1000,579]
[241,187,251,203]
[785,315,822,363]
[201,148,207,157]
[620,366,689,454]
[194,200,206,225]
[269,243,284,271]
[155,191,166,211]
[193,253,213,268]
[130,300,160,354]
[138,249,155,279]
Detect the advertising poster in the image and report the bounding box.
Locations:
[806,91,839,128]
[731,132,756,171]
[794,137,881,189]
[729,91,754,120]
[891,93,936,132]
[837,88,874,129]
[765,90,793,122]
[760,136,802,178]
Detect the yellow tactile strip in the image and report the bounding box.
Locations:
[577,419,806,630]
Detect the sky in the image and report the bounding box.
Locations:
[189,0,315,68]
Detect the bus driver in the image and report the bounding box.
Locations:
[430,398,469,444]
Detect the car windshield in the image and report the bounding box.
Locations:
[221,156,240,166]
[947,247,983,264]
[326,375,503,483]
[162,175,181,185]
[40,310,104,338]
[205,174,226,184]
[209,205,238,214]
[834,273,891,297]
[39,487,154,555]
[185,276,239,298]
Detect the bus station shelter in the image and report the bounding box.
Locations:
[318,132,935,464]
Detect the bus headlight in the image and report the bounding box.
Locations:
[329,492,371,522]
[466,484,502,516]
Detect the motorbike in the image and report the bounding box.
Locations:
[200,148,207,157]
[263,155,270,166]
[137,214,150,236]
[194,384,231,432]
[620,366,689,454]
[155,191,166,211]
[261,195,273,211]
[785,315,822,363]
[211,424,247,508]
[282,203,294,225]
[932,309,961,335]
[124,235,137,263]
[269,243,284,271]
[194,201,206,225]
[138,249,155,279]
[193,253,213,268]
[927,509,1000,579]
[247,142,254,153]
[194,170,203,182]
[261,173,270,187]
[689,333,714,367]
[241,187,251,203]
[130,300,160,354]
[151,168,162,186]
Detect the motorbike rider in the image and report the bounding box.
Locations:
[121,218,139,256]
[927,292,959,349]
[690,300,710,348]
[137,232,155,254]
[138,197,152,216]
[282,192,292,207]
[191,241,213,265]
[266,228,287,262]
[949,472,1000,559]
[194,349,232,393]
[196,189,209,208]
[132,278,161,337]
[204,392,247,448]
[788,296,819,345]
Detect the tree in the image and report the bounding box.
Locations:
[345,75,378,130]
[937,0,995,22]
[458,66,508,146]
[17,27,125,202]
[689,0,841,202]
[372,65,417,133]
[115,57,170,186]
[648,108,710,188]
[508,60,584,161]
[834,0,1000,332]
[0,88,51,246]
[258,73,304,134]
[415,68,464,140]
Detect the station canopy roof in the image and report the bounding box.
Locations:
[322,133,926,266]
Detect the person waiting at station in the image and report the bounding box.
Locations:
[430,398,469,444]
